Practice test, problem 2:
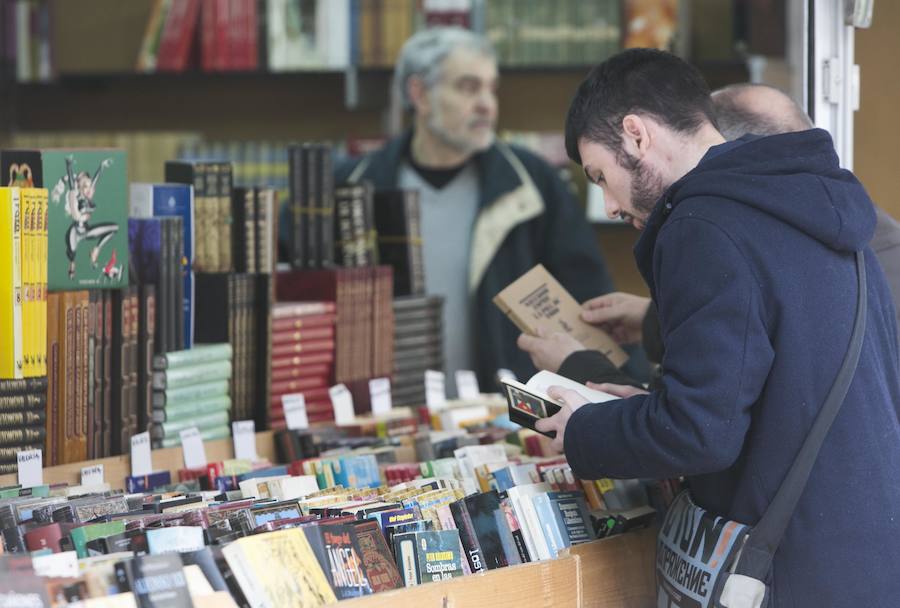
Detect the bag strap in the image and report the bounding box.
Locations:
[734,250,867,580]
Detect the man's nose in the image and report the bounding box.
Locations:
[604,192,621,219]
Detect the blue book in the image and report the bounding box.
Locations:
[130,183,195,347]
[531,493,568,557]
[547,491,595,545]
[125,470,172,493]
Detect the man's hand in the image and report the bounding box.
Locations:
[516,327,586,373]
[534,386,590,453]
[581,292,651,345]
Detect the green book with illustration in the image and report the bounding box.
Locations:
[0,148,129,290]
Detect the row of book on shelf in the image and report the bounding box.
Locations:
[0,138,443,469]
[0,400,676,606]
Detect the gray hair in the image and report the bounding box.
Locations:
[393,27,496,111]
[711,83,814,141]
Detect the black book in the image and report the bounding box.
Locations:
[179,547,228,592]
[288,145,307,269]
[91,290,105,459]
[334,184,357,267]
[449,498,485,573]
[110,288,130,456]
[168,216,185,351]
[218,162,234,273]
[254,274,272,430]
[137,284,156,433]
[463,490,511,570]
[129,218,167,355]
[164,161,210,274]
[318,145,335,267]
[305,144,319,268]
[115,553,192,608]
[373,189,425,296]
[231,186,254,273]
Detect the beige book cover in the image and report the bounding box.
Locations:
[493,264,628,367]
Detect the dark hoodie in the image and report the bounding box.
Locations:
[564,129,900,607]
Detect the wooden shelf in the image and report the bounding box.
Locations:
[0,431,277,489]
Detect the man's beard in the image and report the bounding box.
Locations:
[621,151,668,221]
[427,105,494,156]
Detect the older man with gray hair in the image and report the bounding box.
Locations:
[331,27,617,390]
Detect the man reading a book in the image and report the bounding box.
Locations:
[535,49,900,606]
[326,27,620,391]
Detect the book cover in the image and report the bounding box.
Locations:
[392,529,462,586]
[493,263,627,366]
[115,553,192,608]
[305,524,373,599]
[0,188,23,379]
[221,528,337,608]
[2,150,129,290]
[350,519,402,592]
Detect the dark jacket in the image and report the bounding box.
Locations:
[287,131,616,386]
[564,129,900,607]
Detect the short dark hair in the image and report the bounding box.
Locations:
[565,48,717,165]
[711,83,814,140]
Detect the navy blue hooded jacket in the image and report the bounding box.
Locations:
[564,129,900,607]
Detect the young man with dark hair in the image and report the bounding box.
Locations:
[537,49,900,606]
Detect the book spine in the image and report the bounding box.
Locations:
[129,288,140,445]
[206,163,222,272]
[0,188,23,379]
[531,493,566,558]
[289,146,306,268]
[154,395,230,422]
[153,343,233,369]
[159,216,171,355]
[92,288,104,459]
[138,284,156,433]
[219,162,233,272]
[449,500,484,573]
[86,290,98,459]
[172,217,185,350]
[110,290,128,455]
[61,292,75,463]
[102,291,113,457]
[152,379,229,407]
[320,147,334,267]
[38,190,48,377]
[152,360,232,390]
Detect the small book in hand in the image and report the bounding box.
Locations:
[500,370,618,438]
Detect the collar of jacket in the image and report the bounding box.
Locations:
[346,130,545,292]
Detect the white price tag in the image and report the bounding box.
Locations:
[330,384,356,425]
[455,370,481,400]
[232,420,257,461]
[283,393,309,430]
[180,427,208,470]
[80,464,105,486]
[16,449,42,489]
[425,370,447,411]
[369,377,392,417]
[32,551,79,578]
[130,432,153,477]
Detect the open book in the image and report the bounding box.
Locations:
[501,370,618,438]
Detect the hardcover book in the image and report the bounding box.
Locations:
[2,149,130,290]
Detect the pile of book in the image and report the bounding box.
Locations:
[277,268,394,413]
[0,378,47,475]
[286,142,335,270]
[374,188,425,297]
[269,301,337,429]
[151,344,233,448]
[392,295,444,407]
[334,181,377,268]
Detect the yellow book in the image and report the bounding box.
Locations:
[221,528,336,608]
[19,189,30,377]
[0,188,23,379]
[38,189,49,376]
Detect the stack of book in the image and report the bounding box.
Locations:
[392,295,444,407]
[276,267,394,413]
[269,301,336,429]
[286,142,335,270]
[334,180,378,268]
[164,160,234,274]
[0,378,47,475]
[151,343,233,448]
[374,189,425,297]
[129,181,194,349]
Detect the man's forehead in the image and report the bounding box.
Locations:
[441,47,497,81]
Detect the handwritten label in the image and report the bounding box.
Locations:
[130,432,153,477]
[232,420,257,461]
[283,394,310,430]
[180,427,208,470]
[369,377,393,417]
[17,449,42,489]
[330,384,356,425]
[80,464,104,486]
[455,370,481,400]
[425,370,447,411]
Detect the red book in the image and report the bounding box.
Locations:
[200,0,217,71]
[214,0,230,70]
[271,364,331,383]
[24,523,64,553]
[272,301,336,318]
[272,326,334,344]
[271,352,334,368]
[271,339,335,358]
[270,399,333,416]
[271,377,329,396]
[272,314,337,332]
[245,0,258,69]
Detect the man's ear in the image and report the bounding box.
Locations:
[407,76,430,115]
[621,114,651,159]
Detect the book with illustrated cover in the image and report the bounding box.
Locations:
[493,263,628,367]
[222,527,337,608]
[2,149,129,290]
[500,370,617,438]
[392,529,463,586]
[304,524,373,599]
